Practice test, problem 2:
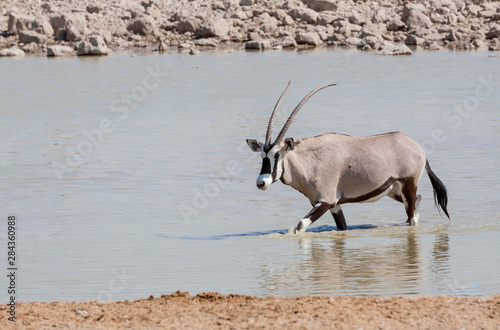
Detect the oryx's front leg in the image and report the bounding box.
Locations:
[295,202,332,233]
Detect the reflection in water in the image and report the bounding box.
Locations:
[431,226,450,276]
[259,229,424,296]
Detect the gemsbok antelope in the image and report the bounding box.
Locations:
[246,81,450,233]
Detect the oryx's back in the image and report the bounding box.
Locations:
[287,132,426,202]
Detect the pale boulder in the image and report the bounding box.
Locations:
[18,30,48,44]
[8,12,53,37]
[197,18,229,38]
[0,48,25,56]
[301,0,338,12]
[50,14,88,41]
[177,18,201,34]
[288,8,319,24]
[127,15,157,36]
[403,10,432,30]
[377,43,412,55]
[245,40,272,49]
[295,32,322,46]
[75,35,110,56]
[47,45,75,56]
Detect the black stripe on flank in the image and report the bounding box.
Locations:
[259,157,271,175]
[338,177,397,204]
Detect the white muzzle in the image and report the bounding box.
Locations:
[256,174,272,190]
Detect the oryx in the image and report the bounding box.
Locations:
[246,81,450,233]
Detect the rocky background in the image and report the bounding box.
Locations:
[1,0,500,56]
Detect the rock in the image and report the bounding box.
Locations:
[47,45,75,56]
[401,3,427,21]
[282,15,295,26]
[189,47,200,55]
[231,10,248,20]
[178,42,193,49]
[288,8,319,24]
[377,43,412,55]
[349,12,367,26]
[65,15,88,42]
[489,39,500,51]
[7,12,33,34]
[177,18,201,34]
[127,16,156,36]
[427,41,442,50]
[146,5,161,19]
[342,36,363,47]
[363,35,382,48]
[479,10,495,19]
[22,42,40,53]
[50,14,88,41]
[0,48,25,56]
[295,32,322,46]
[301,0,338,12]
[18,30,48,44]
[75,35,110,56]
[428,0,457,14]
[359,23,386,39]
[260,18,279,34]
[486,25,500,39]
[194,39,218,47]
[271,9,287,21]
[129,3,146,18]
[405,34,424,45]
[317,12,336,26]
[86,4,102,14]
[281,36,298,48]
[245,40,272,49]
[404,10,432,30]
[197,18,229,38]
[387,18,405,32]
[8,12,53,36]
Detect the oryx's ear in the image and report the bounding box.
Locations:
[284,138,294,151]
[246,139,263,152]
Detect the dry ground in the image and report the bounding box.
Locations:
[1,291,499,329]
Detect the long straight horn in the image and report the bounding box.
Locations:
[274,83,337,144]
[265,79,292,146]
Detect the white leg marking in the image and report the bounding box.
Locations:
[295,218,312,234]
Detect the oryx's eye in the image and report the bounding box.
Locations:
[274,153,280,161]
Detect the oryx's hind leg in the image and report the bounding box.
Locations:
[388,180,420,226]
[330,205,347,231]
[295,202,332,233]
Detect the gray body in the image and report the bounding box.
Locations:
[247,82,449,232]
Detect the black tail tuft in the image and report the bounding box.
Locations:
[425,160,450,219]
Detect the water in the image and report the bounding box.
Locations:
[1,49,499,303]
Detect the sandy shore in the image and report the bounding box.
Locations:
[1,291,499,329]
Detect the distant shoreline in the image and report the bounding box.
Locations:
[1,292,499,328]
[1,0,500,57]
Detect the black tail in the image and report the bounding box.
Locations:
[425,160,450,219]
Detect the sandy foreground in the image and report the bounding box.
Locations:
[1,291,499,329]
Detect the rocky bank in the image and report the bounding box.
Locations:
[1,0,500,57]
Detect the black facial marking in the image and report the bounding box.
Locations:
[272,154,280,181]
[259,157,272,175]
